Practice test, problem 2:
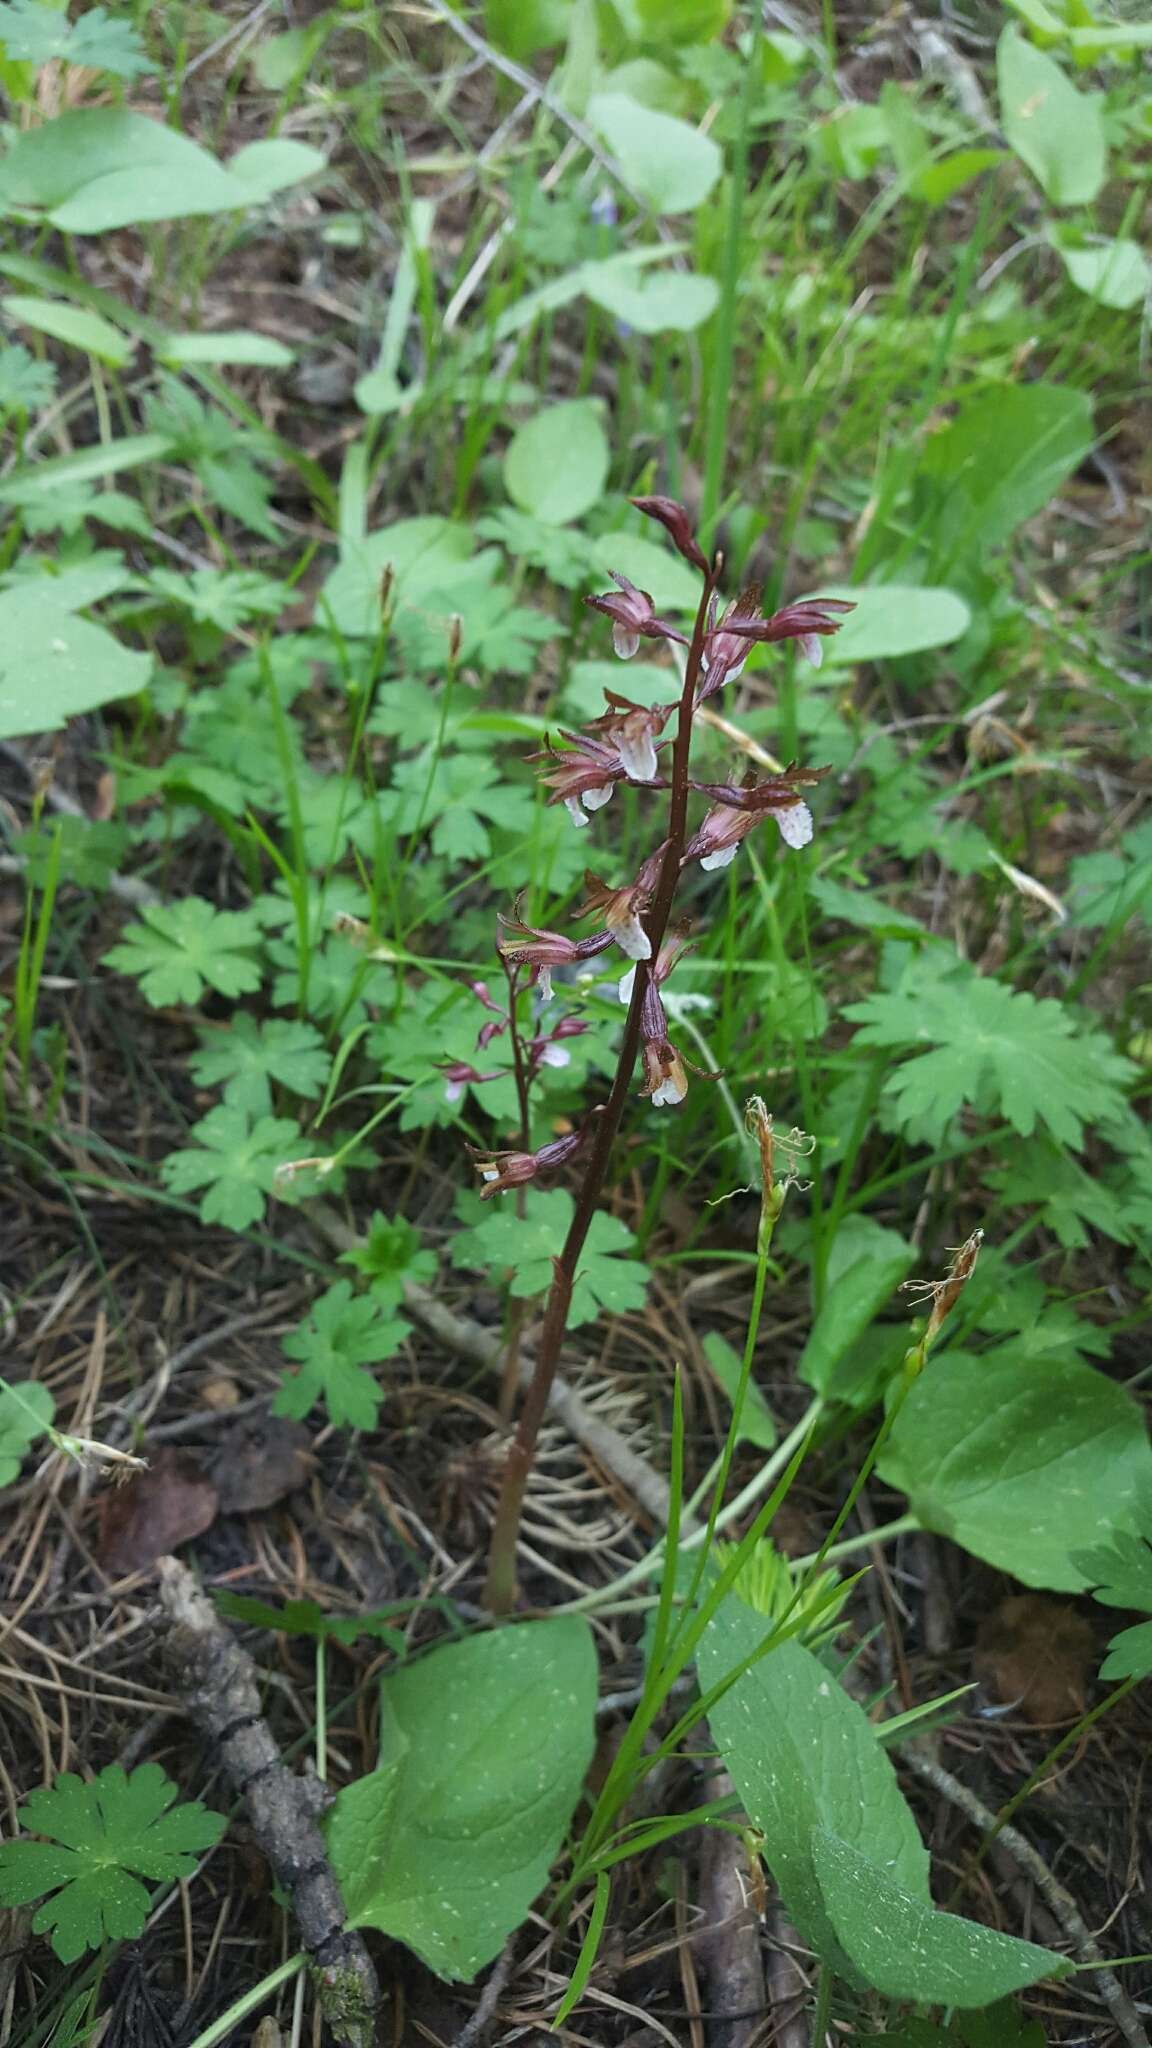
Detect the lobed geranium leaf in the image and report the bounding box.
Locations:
[0,1765,224,1963]
[274,1282,409,1430]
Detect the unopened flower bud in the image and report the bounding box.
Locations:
[629,494,710,574]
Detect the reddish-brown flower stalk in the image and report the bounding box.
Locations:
[480,504,850,1612]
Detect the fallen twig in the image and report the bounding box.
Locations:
[156,1557,379,2048]
[902,1741,1149,2048]
[698,1769,768,2048]
[453,1932,518,2048]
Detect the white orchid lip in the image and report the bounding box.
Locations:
[481,1166,500,1182]
[564,796,591,828]
[776,801,813,849]
[612,626,641,659]
[700,842,739,872]
[612,914,652,961]
[651,1072,687,1107]
[444,1079,465,1103]
[618,965,636,1005]
[583,784,614,812]
[538,965,554,1001]
[615,732,659,781]
[539,1043,570,1069]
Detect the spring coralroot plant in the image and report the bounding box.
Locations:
[476,497,852,1611]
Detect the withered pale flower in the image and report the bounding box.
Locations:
[642,1038,689,1108]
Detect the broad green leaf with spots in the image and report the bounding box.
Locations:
[879,1347,1152,1590]
[327,1617,596,1980]
[703,1603,1065,2004]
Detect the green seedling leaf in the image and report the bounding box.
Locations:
[104,899,264,1008]
[157,330,295,367]
[340,1211,437,1313]
[997,28,1106,205]
[912,148,1006,206]
[879,1346,1152,1590]
[813,584,971,664]
[148,568,289,633]
[1075,1498,1152,1680]
[634,0,731,39]
[986,1139,1133,1251]
[0,1381,54,1487]
[1067,819,1152,929]
[0,109,323,233]
[484,0,571,59]
[0,1764,224,1964]
[274,1282,409,1430]
[227,138,325,203]
[701,1601,928,1978]
[0,583,152,740]
[587,93,722,214]
[582,262,719,334]
[701,1333,776,1449]
[1048,232,1151,311]
[2,294,133,366]
[503,399,609,526]
[920,383,1094,561]
[0,340,55,412]
[853,2001,1046,2048]
[798,1217,915,1400]
[808,875,924,937]
[0,433,172,502]
[2,558,130,609]
[190,1016,331,1116]
[328,1616,596,1981]
[845,972,1135,1151]
[0,0,149,76]
[813,1831,1066,2005]
[1085,1619,1152,1683]
[160,1106,303,1232]
[451,1187,650,1327]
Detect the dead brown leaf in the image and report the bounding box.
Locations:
[210,1413,314,1514]
[98,1448,218,1576]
